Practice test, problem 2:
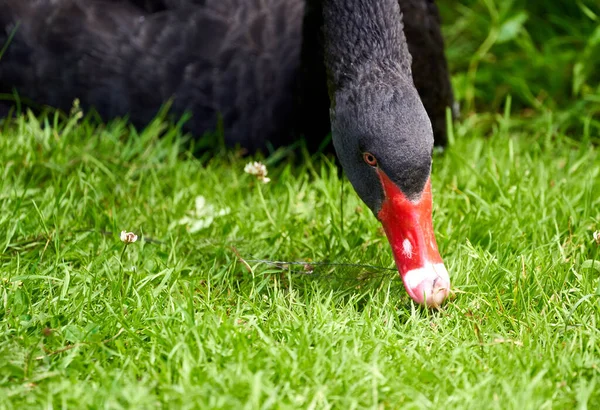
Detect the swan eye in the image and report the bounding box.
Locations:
[363,152,377,166]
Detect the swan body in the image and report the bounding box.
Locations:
[0,0,454,150]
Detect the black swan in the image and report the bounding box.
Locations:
[0,0,451,306]
[0,0,454,150]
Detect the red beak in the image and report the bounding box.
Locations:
[376,171,450,308]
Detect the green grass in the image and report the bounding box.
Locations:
[0,99,599,409]
[438,0,600,144]
[1,1,600,407]
[439,0,600,112]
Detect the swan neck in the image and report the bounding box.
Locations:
[321,0,413,94]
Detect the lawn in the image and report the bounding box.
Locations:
[1,100,599,408]
[1,0,600,409]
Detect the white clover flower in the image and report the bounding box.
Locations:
[120,230,138,244]
[244,161,271,183]
[594,231,600,245]
[244,161,266,175]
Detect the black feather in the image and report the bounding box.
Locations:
[0,0,454,151]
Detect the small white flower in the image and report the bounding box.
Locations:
[244,161,270,183]
[594,231,600,245]
[244,161,266,176]
[120,230,138,244]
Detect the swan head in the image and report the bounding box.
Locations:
[330,80,450,308]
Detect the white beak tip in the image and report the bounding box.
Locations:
[403,263,451,308]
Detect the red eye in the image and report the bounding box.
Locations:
[363,152,377,166]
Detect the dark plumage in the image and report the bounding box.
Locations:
[401,0,455,146]
[323,0,433,203]
[0,0,454,151]
[0,0,306,151]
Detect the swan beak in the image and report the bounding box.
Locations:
[376,173,450,308]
